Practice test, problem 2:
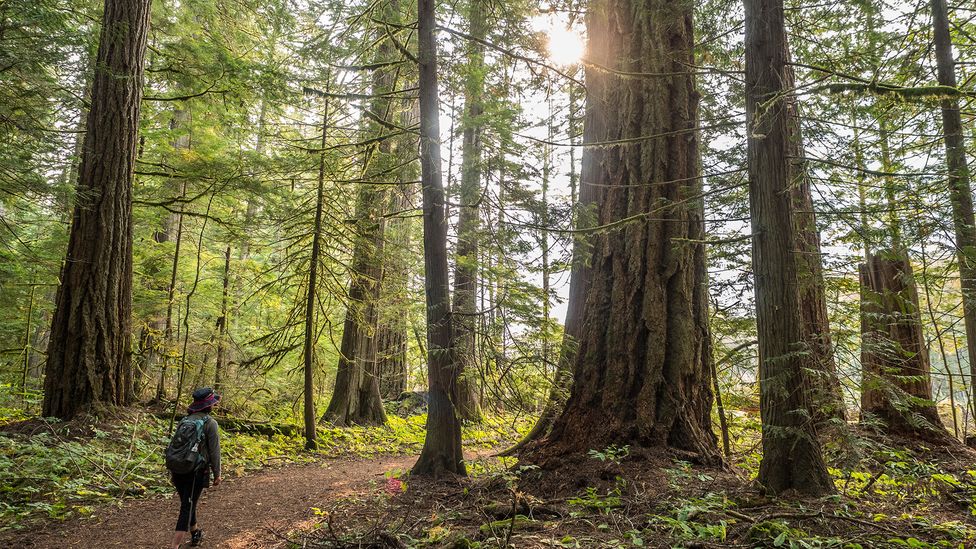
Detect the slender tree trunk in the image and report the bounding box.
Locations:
[156,182,186,400]
[21,285,35,401]
[150,108,191,400]
[214,244,231,395]
[412,0,465,477]
[745,0,833,495]
[241,98,268,261]
[43,0,151,419]
[451,0,487,423]
[27,291,53,380]
[930,0,976,429]
[536,0,718,461]
[170,195,214,432]
[540,100,553,387]
[784,60,845,426]
[860,251,953,441]
[302,107,330,450]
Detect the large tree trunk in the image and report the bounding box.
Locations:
[860,251,952,440]
[745,0,833,496]
[537,0,718,461]
[451,0,487,423]
[930,0,976,423]
[377,177,417,400]
[322,8,399,428]
[377,92,419,401]
[412,0,465,477]
[42,0,151,419]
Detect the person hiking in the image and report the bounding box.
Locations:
[168,387,222,548]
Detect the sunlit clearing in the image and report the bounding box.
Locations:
[547,25,584,67]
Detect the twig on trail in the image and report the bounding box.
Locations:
[284,501,419,548]
[724,508,901,536]
[725,509,755,522]
[859,468,886,494]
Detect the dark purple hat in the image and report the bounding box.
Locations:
[188,387,221,413]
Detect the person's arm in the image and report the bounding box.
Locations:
[205,418,221,482]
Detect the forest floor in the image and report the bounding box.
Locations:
[4,405,976,548]
[1,451,429,548]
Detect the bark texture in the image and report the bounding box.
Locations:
[451,0,487,422]
[42,0,151,419]
[539,0,718,460]
[930,0,976,416]
[745,0,833,496]
[322,9,399,427]
[412,0,465,477]
[860,252,952,440]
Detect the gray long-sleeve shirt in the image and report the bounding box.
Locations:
[186,412,221,479]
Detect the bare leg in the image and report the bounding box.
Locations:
[170,530,188,548]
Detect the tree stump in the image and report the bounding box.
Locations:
[859,251,952,440]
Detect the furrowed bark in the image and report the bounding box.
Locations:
[537,0,718,462]
[745,0,833,496]
[43,0,152,419]
[452,0,487,423]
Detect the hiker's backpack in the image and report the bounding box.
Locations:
[164,415,210,474]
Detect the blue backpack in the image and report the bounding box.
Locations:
[164,415,210,474]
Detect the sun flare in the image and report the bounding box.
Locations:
[546,25,585,67]
[531,13,584,67]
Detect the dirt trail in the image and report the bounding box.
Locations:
[6,453,423,548]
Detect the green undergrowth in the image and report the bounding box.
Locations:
[0,397,531,532]
[300,420,976,548]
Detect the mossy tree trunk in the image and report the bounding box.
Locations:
[43,0,152,419]
[538,0,718,461]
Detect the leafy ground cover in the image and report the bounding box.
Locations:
[283,417,976,548]
[0,390,533,533]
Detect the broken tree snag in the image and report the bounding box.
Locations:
[534,0,719,463]
[859,251,954,441]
